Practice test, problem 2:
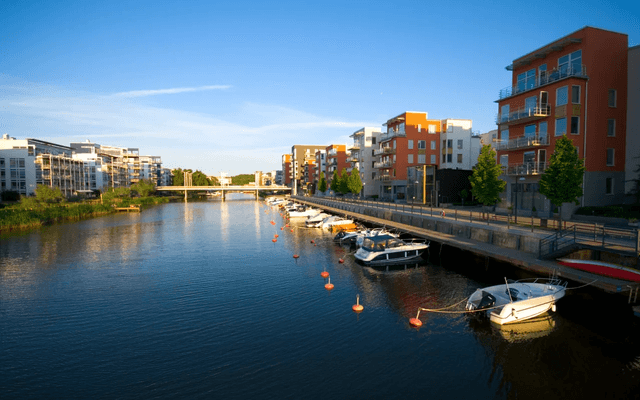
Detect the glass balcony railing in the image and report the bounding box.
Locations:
[496,104,550,125]
[495,134,549,150]
[373,147,395,156]
[373,160,392,168]
[498,64,587,100]
[501,161,548,176]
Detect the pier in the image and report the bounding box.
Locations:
[293,195,640,300]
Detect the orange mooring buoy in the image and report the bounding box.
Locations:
[352,294,363,312]
[310,240,315,244]
[272,238,277,242]
[290,229,294,232]
[293,254,300,259]
[324,277,334,290]
[321,269,329,278]
[338,258,344,264]
[280,227,283,230]
[409,310,423,327]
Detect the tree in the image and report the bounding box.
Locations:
[318,172,327,193]
[539,135,586,229]
[330,172,339,193]
[171,168,185,186]
[338,168,350,194]
[348,168,363,196]
[469,145,506,213]
[131,179,156,197]
[34,185,65,203]
[192,171,211,186]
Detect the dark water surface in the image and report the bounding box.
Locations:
[2,198,640,399]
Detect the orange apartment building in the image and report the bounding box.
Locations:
[496,27,628,214]
[375,112,442,201]
[325,144,349,192]
[281,154,291,186]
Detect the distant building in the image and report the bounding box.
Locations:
[349,127,381,198]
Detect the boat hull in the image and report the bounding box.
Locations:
[557,258,640,282]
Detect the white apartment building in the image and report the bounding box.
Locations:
[349,127,382,198]
[439,119,481,170]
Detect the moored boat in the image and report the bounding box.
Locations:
[354,235,428,265]
[465,278,567,325]
[557,258,640,282]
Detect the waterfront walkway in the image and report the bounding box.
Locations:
[293,196,640,301]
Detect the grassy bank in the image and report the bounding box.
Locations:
[0,196,170,233]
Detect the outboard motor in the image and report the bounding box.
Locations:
[477,291,496,310]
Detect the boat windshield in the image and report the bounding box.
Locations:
[362,238,386,251]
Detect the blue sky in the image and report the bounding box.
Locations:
[1,0,638,176]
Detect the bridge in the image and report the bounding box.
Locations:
[156,185,291,201]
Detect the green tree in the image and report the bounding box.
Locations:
[348,168,363,196]
[338,168,350,194]
[330,172,339,193]
[192,171,212,186]
[171,168,185,186]
[539,135,586,229]
[318,172,327,193]
[131,179,156,197]
[232,174,254,185]
[469,145,506,213]
[34,185,65,203]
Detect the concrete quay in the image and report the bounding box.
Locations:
[293,196,640,301]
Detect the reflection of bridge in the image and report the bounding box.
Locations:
[156,185,291,201]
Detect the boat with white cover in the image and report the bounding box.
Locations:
[305,212,331,227]
[319,216,354,230]
[465,278,567,325]
[287,207,322,218]
[354,235,428,265]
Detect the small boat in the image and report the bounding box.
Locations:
[320,216,354,230]
[465,278,567,325]
[557,258,640,282]
[355,227,398,248]
[305,212,331,227]
[334,227,397,246]
[354,235,429,265]
[288,207,322,219]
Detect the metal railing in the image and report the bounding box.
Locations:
[502,162,548,176]
[496,104,551,125]
[495,134,549,150]
[539,225,640,259]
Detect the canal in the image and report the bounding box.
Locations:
[1,197,640,399]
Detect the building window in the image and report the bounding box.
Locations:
[500,104,510,123]
[556,86,568,106]
[430,140,436,150]
[430,154,436,164]
[418,154,426,164]
[607,119,616,137]
[606,177,613,195]
[517,68,536,92]
[428,125,436,134]
[457,140,463,149]
[559,50,581,75]
[572,85,581,104]
[606,148,615,166]
[408,154,413,164]
[408,140,414,149]
[418,140,426,149]
[500,154,508,166]
[555,118,567,136]
[447,154,452,163]
[447,139,453,149]
[457,154,463,163]
[442,154,446,163]
[570,116,580,135]
[418,124,421,132]
[608,89,617,107]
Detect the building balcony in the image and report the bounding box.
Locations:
[379,130,406,142]
[495,134,550,151]
[377,175,392,182]
[501,161,548,176]
[496,104,551,126]
[373,147,395,156]
[498,64,587,100]
[349,144,360,151]
[374,160,393,169]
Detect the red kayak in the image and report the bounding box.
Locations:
[557,258,640,282]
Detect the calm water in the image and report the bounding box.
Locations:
[2,197,640,399]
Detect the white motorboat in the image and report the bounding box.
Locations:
[320,216,354,230]
[288,207,322,219]
[355,227,398,248]
[465,278,567,325]
[305,212,331,227]
[334,227,397,246]
[354,235,429,265]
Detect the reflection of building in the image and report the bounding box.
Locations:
[495,27,629,214]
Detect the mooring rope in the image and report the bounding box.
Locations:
[565,279,598,290]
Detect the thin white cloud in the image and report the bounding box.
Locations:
[111,85,231,98]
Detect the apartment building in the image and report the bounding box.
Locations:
[303,159,317,194]
[71,141,129,189]
[349,127,381,198]
[1,135,87,196]
[375,112,442,201]
[281,154,292,186]
[313,150,326,192]
[626,44,640,201]
[290,145,325,195]
[325,144,349,192]
[495,26,628,214]
[439,119,481,170]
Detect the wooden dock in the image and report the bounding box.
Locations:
[114,205,141,212]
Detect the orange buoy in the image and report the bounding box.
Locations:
[321,270,329,278]
[290,229,294,232]
[280,227,283,230]
[272,238,277,242]
[285,224,289,227]
[293,254,299,259]
[324,277,334,290]
[409,318,422,327]
[310,240,315,243]
[338,258,344,264]
[352,294,363,312]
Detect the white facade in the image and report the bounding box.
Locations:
[72,152,109,191]
[439,119,481,170]
[349,127,382,197]
[0,146,37,196]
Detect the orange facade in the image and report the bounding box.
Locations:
[325,144,349,188]
[496,27,628,173]
[282,154,291,185]
[378,112,442,181]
